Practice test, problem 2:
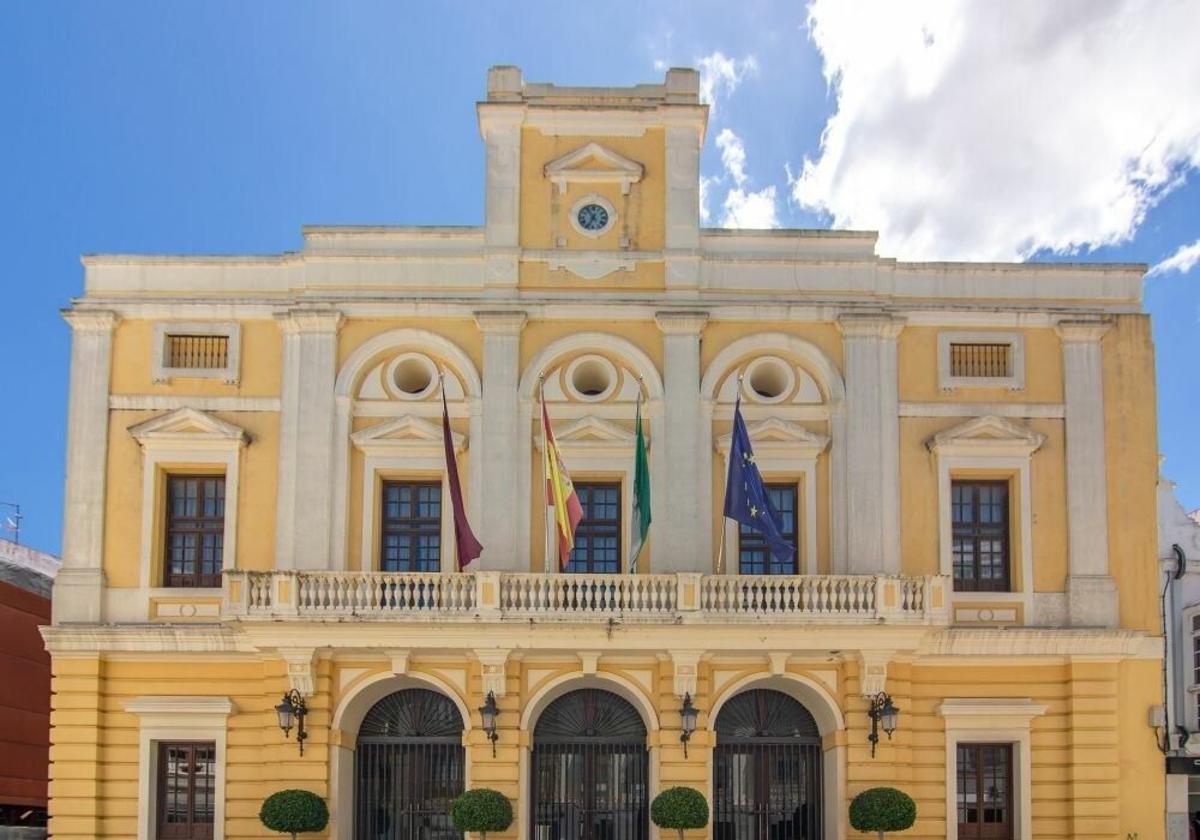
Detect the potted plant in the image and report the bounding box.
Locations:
[650,786,709,839]
[849,787,917,839]
[449,788,513,839]
[259,789,329,840]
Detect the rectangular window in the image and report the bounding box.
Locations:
[156,741,215,840]
[957,742,1013,839]
[566,483,621,574]
[951,480,1010,592]
[164,475,225,588]
[950,342,1012,379]
[165,334,229,370]
[380,480,441,572]
[738,483,799,575]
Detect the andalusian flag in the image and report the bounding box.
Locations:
[541,392,583,569]
[629,395,651,572]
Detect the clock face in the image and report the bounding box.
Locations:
[576,203,610,233]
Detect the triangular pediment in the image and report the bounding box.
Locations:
[534,415,640,452]
[716,417,829,457]
[129,407,248,448]
[544,143,644,194]
[352,415,464,452]
[928,415,1045,455]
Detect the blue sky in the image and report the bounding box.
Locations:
[1,1,1198,554]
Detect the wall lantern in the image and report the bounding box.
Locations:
[479,691,500,757]
[275,689,308,756]
[679,693,698,758]
[867,692,899,758]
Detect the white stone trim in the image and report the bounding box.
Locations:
[716,418,829,574]
[152,321,241,384]
[899,402,1064,419]
[1183,603,1200,731]
[351,416,466,573]
[928,416,1044,617]
[937,330,1025,391]
[939,698,1046,840]
[111,395,282,412]
[126,695,235,840]
[383,352,439,400]
[545,142,644,195]
[129,408,247,591]
[568,193,618,238]
[563,354,619,402]
[740,355,796,404]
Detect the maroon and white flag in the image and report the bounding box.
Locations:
[442,382,483,570]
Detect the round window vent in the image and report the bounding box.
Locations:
[742,357,795,404]
[565,355,618,402]
[386,353,438,400]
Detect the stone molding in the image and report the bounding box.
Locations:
[276,306,343,334]
[654,310,709,334]
[473,310,528,335]
[1055,318,1112,342]
[544,142,644,195]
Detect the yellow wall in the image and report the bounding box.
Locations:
[897,327,1063,403]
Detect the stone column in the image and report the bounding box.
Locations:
[54,309,118,624]
[481,67,523,292]
[656,312,709,571]
[475,311,526,571]
[275,307,343,571]
[837,313,904,574]
[1057,320,1118,627]
[662,74,703,298]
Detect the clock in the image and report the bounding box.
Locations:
[576,203,610,233]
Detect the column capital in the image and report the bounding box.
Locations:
[655,310,709,335]
[277,306,343,334]
[837,312,905,339]
[474,310,527,335]
[62,308,119,334]
[1055,318,1112,343]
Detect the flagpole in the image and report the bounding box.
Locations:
[717,373,745,576]
[540,375,552,574]
[631,380,643,576]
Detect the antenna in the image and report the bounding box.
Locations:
[1,502,21,545]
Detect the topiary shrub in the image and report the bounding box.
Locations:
[849,787,917,839]
[449,788,513,839]
[259,789,329,839]
[650,786,709,839]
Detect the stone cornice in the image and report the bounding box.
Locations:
[474,310,527,334]
[276,306,343,334]
[61,308,118,333]
[836,312,905,339]
[655,310,709,335]
[1055,318,1113,342]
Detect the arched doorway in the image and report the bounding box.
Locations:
[354,688,465,839]
[714,689,823,839]
[531,688,649,839]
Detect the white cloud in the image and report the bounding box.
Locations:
[697,51,758,118]
[722,185,780,228]
[716,129,748,186]
[699,174,718,222]
[792,0,1200,261]
[1150,238,1200,276]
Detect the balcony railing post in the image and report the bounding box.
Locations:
[923,574,951,623]
[873,576,904,623]
[475,572,502,618]
[676,573,703,615]
[272,571,300,617]
[222,570,248,618]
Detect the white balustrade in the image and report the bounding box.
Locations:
[223,570,945,624]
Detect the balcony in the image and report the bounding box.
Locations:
[222,570,950,625]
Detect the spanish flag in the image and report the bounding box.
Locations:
[541,391,583,569]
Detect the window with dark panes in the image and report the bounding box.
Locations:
[380,481,441,572]
[566,483,621,573]
[738,483,799,575]
[157,741,215,840]
[164,475,225,588]
[956,742,1013,839]
[951,480,1010,592]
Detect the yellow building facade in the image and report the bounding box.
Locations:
[44,67,1164,840]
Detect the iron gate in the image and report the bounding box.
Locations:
[713,689,823,840]
[531,689,649,840]
[355,689,464,840]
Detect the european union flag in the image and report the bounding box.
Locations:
[723,397,796,565]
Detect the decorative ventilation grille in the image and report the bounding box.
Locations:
[534,688,647,743]
[358,688,464,742]
[715,688,820,742]
[166,334,229,369]
[949,342,1011,379]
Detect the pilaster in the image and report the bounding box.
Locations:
[655,312,709,570]
[275,307,343,571]
[663,103,704,296]
[1057,319,1118,628]
[837,313,904,574]
[55,309,118,624]
[480,73,523,290]
[475,311,527,570]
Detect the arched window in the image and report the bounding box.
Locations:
[531,688,649,839]
[355,688,465,838]
[714,689,823,839]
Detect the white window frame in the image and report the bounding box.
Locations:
[939,698,1046,840]
[125,696,235,840]
[1185,604,1200,734]
[129,408,247,596]
[351,415,464,574]
[153,321,242,384]
[929,416,1045,622]
[938,331,1024,391]
[716,417,829,575]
